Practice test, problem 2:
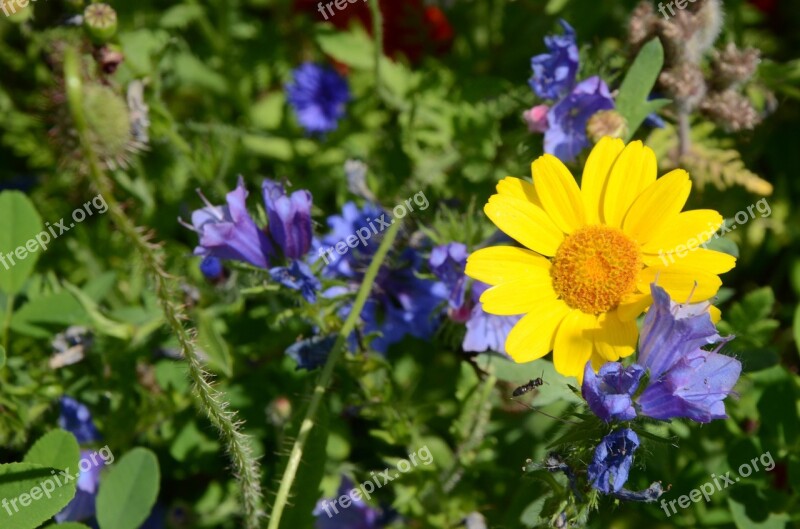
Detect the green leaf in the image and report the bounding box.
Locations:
[0,191,45,295]
[62,282,133,340]
[0,345,5,369]
[44,524,93,529]
[9,291,89,338]
[0,462,77,529]
[160,4,205,28]
[23,429,80,474]
[195,309,233,377]
[314,25,374,69]
[616,39,666,140]
[728,496,791,529]
[96,448,161,529]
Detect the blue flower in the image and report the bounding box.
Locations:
[58,396,101,444]
[286,63,351,134]
[55,449,103,523]
[200,256,224,281]
[285,335,336,371]
[544,76,615,162]
[270,260,321,303]
[462,282,520,355]
[529,20,579,100]
[361,249,447,353]
[429,243,468,310]
[582,362,644,422]
[637,284,723,380]
[184,177,275,269]
[262,180,314,259]
[587,428,639,493]
[314,202,387,279]
[313,476,382,529]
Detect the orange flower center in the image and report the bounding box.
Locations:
[550,225,641,314]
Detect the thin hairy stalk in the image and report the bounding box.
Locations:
[267,220,401,529]
[369,0,383,91]
[62,47,264,528]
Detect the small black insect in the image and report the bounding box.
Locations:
[512,375,545,397]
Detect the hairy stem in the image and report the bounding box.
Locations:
[267,220,401,529]
[63,47,264,528]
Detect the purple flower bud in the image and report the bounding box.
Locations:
[462,282,521,356]
[313,476,382,528]
[286,63,350,135]
[529,20,579,100]
[270,260,321,303]
[587,428,639,493]
[582,362,644,422]
[58,396,101,444]
[262,180,314,260]
[200,256,224,281]
[429,243,468,311]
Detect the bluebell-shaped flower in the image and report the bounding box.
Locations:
[262,180,313,259]
[463,282,520,356]
[637,284,723,379]
[270,260,321,303]
[582,362,644,422]
[529,20,579,100]
[184,177,275,269]
[587,428,639,493]
[286,63,351,134]
[429,243,468,310]
[544,76,615,162]
[313,476,382,529]
[314,202,387,279]
[55,449,103,523]
[59,396,101,444]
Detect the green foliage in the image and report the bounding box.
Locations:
[0,192,44,295]
[96,448,160,529]
[616,39,669,141]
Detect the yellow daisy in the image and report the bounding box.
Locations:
[465,137,736,380]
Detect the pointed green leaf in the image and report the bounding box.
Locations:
[96,448,160,529]
[616,39,666,140]
[0,191,45,295]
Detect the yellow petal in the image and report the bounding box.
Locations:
[484,195,564,256]
[623,169,692,244]
[496,177,543,208]
[642,248,736,275]
[617,292,653,321]
[602,141,657,228]
[465,246,551,286]
[589,349,608,371]
[553,310,597,379]
[532,154,586,233]
[480,277,558,315]
[581,137,625,225]
[710,305,722,324]
[594,310,638,362]
[641,209,723,254]
[638,266,722,302]
[505,299,571,363]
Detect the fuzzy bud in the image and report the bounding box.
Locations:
[700,90,761,132]
[83,3,118,44]
[686,0,724,62]
[628,1,657,49]
[711,43,760,90]
[660,64,707,112]
[586,111,628,143]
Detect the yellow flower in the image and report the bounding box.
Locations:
[465,137,735,380]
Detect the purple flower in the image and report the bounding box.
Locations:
[55,449,104,522]
[262,180,313,259]
[286,335,336,371]
[429,243,468,310]
[58,397,101,444]
[183,177,275,269]
[286,63,351,134]
[529,20,579,100]
[587,428,639,493]
[637,284,723,380]
[582,362,644,422]
[637,345,740,423]
[544,76,615,162]
[313,476,382,529]
[270,260,321,303]
[462,282,521,355]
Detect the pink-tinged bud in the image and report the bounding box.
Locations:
[523,104,550,133]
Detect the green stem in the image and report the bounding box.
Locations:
[63,47,264,528]
[267,220,401,529]
[369,0,383,92]
[2,294,13,354]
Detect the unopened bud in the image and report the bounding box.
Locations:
[586,110,628,143]
[84,3,118,44]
